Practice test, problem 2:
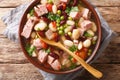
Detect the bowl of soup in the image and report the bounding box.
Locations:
[19,0,101,74]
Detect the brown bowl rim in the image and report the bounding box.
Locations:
[19,0,101,74]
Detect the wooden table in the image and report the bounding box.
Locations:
[0,0,120,80]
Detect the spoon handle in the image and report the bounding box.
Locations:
[58,43,103,79]
[36,32,103,78]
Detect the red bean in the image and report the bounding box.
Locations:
[41,17,50,23]
[65,34,72,40]
[62,12,68,20]
[60,20,66,25]
[50,52,59,59]
[38,30,45,37]
[73,0,78,6]
[58,5,63,10]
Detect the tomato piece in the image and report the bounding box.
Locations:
[53,32,59,42]
[40,40,48,49]
[38,31,45,37]
[61,3,66,10]
[52,21,57,28]
[46,3,53,12]
[75,49,88,60]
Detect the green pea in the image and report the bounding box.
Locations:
[68,32,72,36]
[57,27,60,30]
[48,0,53,3]
[57,10,61,15]
[56,19,60,23]
[59,30,64,35]
[68,17,73,20]
[60,16,64,20]
[59,26,64,30]
[64,24,68,28]
[57,23,60,27]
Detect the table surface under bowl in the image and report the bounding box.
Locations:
[0,0,120,80]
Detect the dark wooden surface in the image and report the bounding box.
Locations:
[0,0,120,80]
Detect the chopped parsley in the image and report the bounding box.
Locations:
[84,32,93,37]
[26,44,36,56]
[47,13,60,21]
[71,7,79,12]
[65,7,71,14]
[45,48,51,54]
[29,9,34,16]
[69,45,78,52]
[69,63,77,69]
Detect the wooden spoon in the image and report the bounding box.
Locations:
[36,32,103,79]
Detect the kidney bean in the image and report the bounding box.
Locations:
[58,5,63,10]
[41,17,50,23]
[65,34,72,40]
[72,0,78,6]
[60,20,66,25]
[79,37,87,42]
[38,30,45,37]
[50,52,59,59]
[62,12,68,19]
[71,25,76,32]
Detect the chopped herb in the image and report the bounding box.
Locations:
[65,7,71,14]
[69,63,77,69]
[71,7,79,12]
[45,48,51,54]
[68,56,73,60]
[26,44,36,56]
[92,41,96,44]
[47,13,60,21]
[84,32,93,37]
[69,45,78,52]
[29,9,34,16]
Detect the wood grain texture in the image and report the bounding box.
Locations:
[0,64,43,80]
[75,64,120,80]
[0,0,120,7]
[0,64,120,80]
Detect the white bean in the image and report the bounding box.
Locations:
[72,29,81,40]
[31,32,36,38]
[49,22,57,32]
[52,5,57,14]
[87,30,94,37]
[27,14,31,19]
[67,20,75,26]
[64,40,73,47]
[32,51,37,57]
[83,39,91,48]
[91,22,97,32]
[78,41,83,50]
[34,22,47,31]
[93,36,98,41]
[64,26,72,33]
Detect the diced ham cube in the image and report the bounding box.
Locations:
[69,12,81,20]
[82,8,89,19]
[45,29,54,40]
[41,0,47,5]
[47,55,55,64]
[33,38,42,49]
[72,29,81,40]
[50,59,61,70]
[80,20,92,31]
[38,50,48,63]
[52,0,61,5]
[78,28,85,36]
[21,18,35,38]
[60,0,69,4]
[34,5,48,17]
